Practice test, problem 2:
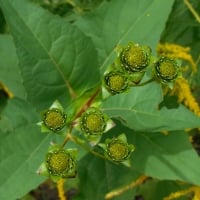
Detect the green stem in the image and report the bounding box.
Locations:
[61,125,73,148]
[69,134,106,160]
[133,78,155,87]
[74,88,101,119]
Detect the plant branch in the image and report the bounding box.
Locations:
[68,134,106,160]
[105,175,149,200]
[61,126,73,148]
[133,78,155,87]
[74,88,101,119]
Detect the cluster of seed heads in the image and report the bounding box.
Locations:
[39,42,180,180]
[104,42,180,95]
[104,43,151,94]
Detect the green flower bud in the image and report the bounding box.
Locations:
[80,108,107,135]
[155,57,179,83]
[104,71,129,94]
[120,43,151,72]
[104,134,135,163]
[46,149,76,178]
[107,140,129,162]
[43,108,66,132]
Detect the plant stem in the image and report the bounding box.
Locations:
[105,175,149,199]
[68,134,106,160]
[74,88,101,119]
[133,78,155,87]
[61,126,73,148]
[57,179,67,200]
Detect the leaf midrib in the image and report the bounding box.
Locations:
[100,1,153,69]
[102,107,196,124]
[138,132,200,183]
[3,0,76,99]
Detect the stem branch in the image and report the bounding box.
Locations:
[68,134,106,160]
[105,175,149,200]
[133,78,155,87]
[74,88,101,119]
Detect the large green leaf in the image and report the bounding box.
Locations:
[0,98,52,200]
[74,154,140,200]
[133,132,200,185]
[75,0,175,73]
[102,82,200,132]
[0,34,26,98]
[117,122,200,186]
[73,121,200,199]
[0,0,100,111]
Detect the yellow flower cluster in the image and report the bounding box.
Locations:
[169,77,200,116]
[57,179,67,200]
[164,186,200,200]
[157,43,197,72]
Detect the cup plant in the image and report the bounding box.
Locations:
[35,39,181,180]
[0,0,200,200]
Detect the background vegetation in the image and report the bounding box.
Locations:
[0,0,200,200]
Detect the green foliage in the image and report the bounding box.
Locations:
[0,0,200,200]
[0,35,26,98]
[102,82,200,132]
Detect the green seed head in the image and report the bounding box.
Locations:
[155,57,179,82]
[120,44,150,72]
[80,108,106,135]
[46,150,71,176]
[104,71,128,94]
[106,139,130,162]
[43,109,66,132]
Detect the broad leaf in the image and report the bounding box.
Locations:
[0,97,89,200]
[0,0,100,111]
[112,122,200,185]
[0,98,52,200]
[102,82,200,131]
[74,154,140,200]
[73,121,200,199]
[132,131,200,185]
[0,35,26,98]
[75,0,175,73]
